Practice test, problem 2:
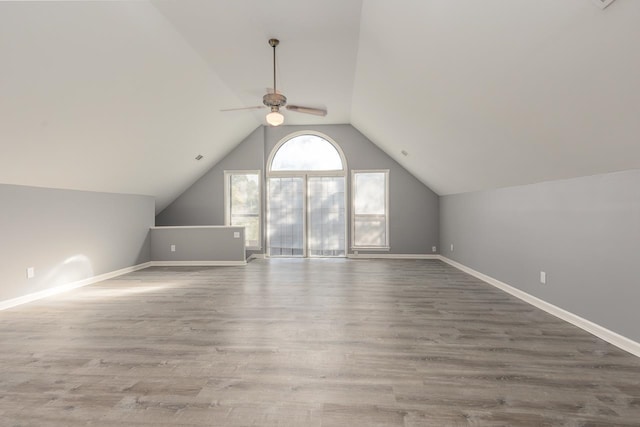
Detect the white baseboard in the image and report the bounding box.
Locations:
[438,256,640,358]
[347,253,440,260]
[0,262,152,311]
[149,260,246,267]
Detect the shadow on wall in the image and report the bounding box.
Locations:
[135,230,152,264]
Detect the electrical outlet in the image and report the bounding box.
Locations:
[450,244,454,252]
[26,267,35,279]
[233,231,240,239]
[432,246,437,253]
[170,244,176,252]
[540,271,547,284]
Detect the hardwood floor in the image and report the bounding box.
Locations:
[0,259,639,426]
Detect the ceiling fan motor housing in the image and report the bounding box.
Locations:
[263,92,287,108]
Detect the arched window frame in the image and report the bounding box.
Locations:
[267,131,348,177]
[266,131,348,258]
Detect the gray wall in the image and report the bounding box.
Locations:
[440,169,640,342]
[0,184,154,302]
[157,124,439,255]
[266,125,439,255]
[156,127,264,226]
[150,226,245,262]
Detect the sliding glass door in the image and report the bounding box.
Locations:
[267,132,347,258]
[308,176,345,257]
[267,176,345,257]
[267,177,305,257]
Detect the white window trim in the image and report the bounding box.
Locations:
[224,170,262,250]
[267,130,348,177]
[351,169,390,251]
[266,131,349,258]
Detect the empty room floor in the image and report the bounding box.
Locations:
[0,259,639,426]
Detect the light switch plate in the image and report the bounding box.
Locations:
[26,267,35,279]
[233,232,240,239]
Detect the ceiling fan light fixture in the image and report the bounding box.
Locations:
[220,38,328,119]
[266,110,284,126]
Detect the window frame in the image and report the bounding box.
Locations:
[267,130,347,177]
[351,169,390,251]
[224,170,262,250]
[266,131,348,258]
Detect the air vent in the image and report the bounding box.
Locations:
[592,0,616,9]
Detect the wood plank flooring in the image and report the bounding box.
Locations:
[0,259,639,426]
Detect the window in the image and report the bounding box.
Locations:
[267,131,347,258]
[352,170,389,249]
[308,176,346,257]
[224,171,261,249]
[270,134,344,171]
[267,177,304,257]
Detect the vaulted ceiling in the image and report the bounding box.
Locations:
[2,1,639,212]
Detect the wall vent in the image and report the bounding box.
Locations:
[592,0,616,9]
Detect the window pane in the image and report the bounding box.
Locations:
[231,174,259,215]
[228,172,260,248]
[308,177,345,257]
[271,134,343,171]
[352,171,388,248]
[268,177,304,257]
[354,216,386,247]
[354,173,385,214]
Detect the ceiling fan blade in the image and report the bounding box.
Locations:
[220,106,265,112]
[286,105,327,117]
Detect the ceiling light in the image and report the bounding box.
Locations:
[266,110,284,126]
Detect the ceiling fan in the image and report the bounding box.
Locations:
[221,39,327,126]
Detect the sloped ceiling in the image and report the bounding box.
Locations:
[1,1,639,213]
[352,0,640,195]
[0,1,257,212]
[151,0,362,126]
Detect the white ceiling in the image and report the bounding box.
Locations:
[352,0,640,195]
[1,0,639,213]
[151,0,362,126]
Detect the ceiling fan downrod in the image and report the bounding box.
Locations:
[269,38,278,94]
[264,39,287,109]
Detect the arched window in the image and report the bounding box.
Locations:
[269,133,345,172]
[267,132,347,257]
